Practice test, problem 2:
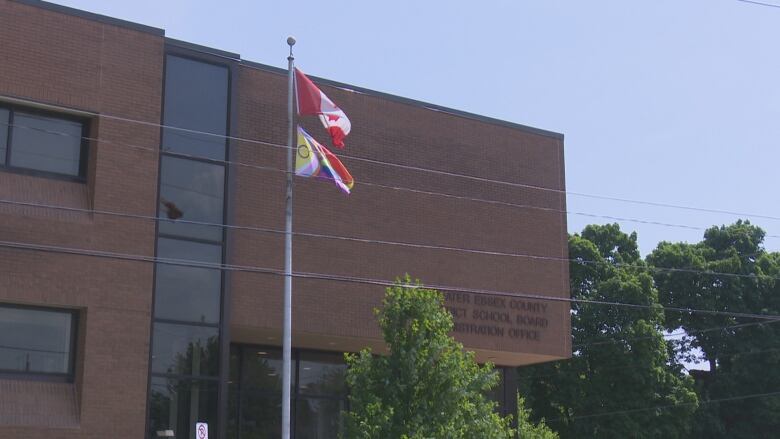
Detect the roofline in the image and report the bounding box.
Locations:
[13,0,164,36]
[166,38,240,61]
[239,60,564,141]
[16,0,564,141]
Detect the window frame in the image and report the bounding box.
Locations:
[229,345,349,439]
[0,103,90,182]
[0,303,79,383]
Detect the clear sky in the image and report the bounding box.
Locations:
[55,0,780,256]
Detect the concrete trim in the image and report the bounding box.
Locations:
[239,60,564,140]
[11,0,165,36]
[165,38,240,61]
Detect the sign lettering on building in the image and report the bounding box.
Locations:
[443,292,550,342]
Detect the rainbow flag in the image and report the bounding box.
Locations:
[295,127,354,194]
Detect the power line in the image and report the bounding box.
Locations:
[3,196,780,284]
[517,320,780,380]
[1,238,779,322]
[737,0,780,9]
[5,119,780,245]
[523,344,780,383]
[5,108,780,225]
[548,390,780,423]
[573,319,778,350]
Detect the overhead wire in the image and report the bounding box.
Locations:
[5,112,780,330]
[5,107,780,225]
[5,118,780,249]
[546,389,780,423]
[1,238,779,322]
[516,320,780,380]
[2,120,780,324]
[737,0,780,9]
[1,195,779,284]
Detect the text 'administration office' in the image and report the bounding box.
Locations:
[0,1,570,438]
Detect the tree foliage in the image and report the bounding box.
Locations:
[520,224,697,439]
[517,396,559,439]
[648,220,780,438]
[343,276,513,439]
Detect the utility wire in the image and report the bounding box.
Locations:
[5,120,780,244]
[1,238,780,322]
[2,196,780,283]
[573,319,779,350]
[548,390,780,423]
[517,320,780,379]
[737,0,780,9]
[522,344,780,382]
[518,320,780,379]
[4,109,780,224]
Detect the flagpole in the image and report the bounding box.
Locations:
[282,35,296,439]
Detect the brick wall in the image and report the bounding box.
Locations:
[229,63,570,364]
[0,1,163,437]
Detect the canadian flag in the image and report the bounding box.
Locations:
[294,68,351,148]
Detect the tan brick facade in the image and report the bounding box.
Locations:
[0,1,569,437]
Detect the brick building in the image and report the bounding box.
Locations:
[0,1,570,438]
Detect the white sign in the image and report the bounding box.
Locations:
[195,422,208,439]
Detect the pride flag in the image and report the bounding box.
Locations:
[295,127,354,194]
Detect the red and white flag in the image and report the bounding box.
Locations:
[294,68,351,148]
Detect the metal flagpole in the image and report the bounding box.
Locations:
[282,35,296,439]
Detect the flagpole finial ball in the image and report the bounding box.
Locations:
[287,36,296,46]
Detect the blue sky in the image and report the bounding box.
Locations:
[56,0,780,256]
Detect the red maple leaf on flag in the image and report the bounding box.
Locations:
[327,114,340,122]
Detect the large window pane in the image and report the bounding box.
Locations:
[240,392,281,439]
[158,156,225,241]
[227,381,240,439]
[295,397,345,439]
[163,55,229,160]
[0,108,8,165]
[158,237,222,264]
[152,322,219,377]
[10,112,83,176]
[0,306,73,375]
[155,238,222,324]
[149,377,218,439]
[240,347,288,393]
[298,352,346,397]
[227,347,241,439]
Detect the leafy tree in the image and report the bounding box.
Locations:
[343,276,513,438]
[517,396,558,439]
[648,220,780,438]
[520,224,697,439]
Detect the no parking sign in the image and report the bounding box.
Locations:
[195,422,208,439]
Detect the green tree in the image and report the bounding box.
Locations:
[517,396,558,439]
[647,220,780,438]
[343,276,513,439]
[520,224,697,439]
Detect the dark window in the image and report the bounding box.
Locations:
[0,305,76,378]
[241,348,287,392]
[151,322,219,377]
[0,108,8,165]
[239,391,281,439]
[149,377,218,439]
[155,238,222,324]
[295,397,345,439]
[0,106,88,178]
[162,55,229,160]
[298,352,346,397]
[229,347,347,439]
[158,156,225,241]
